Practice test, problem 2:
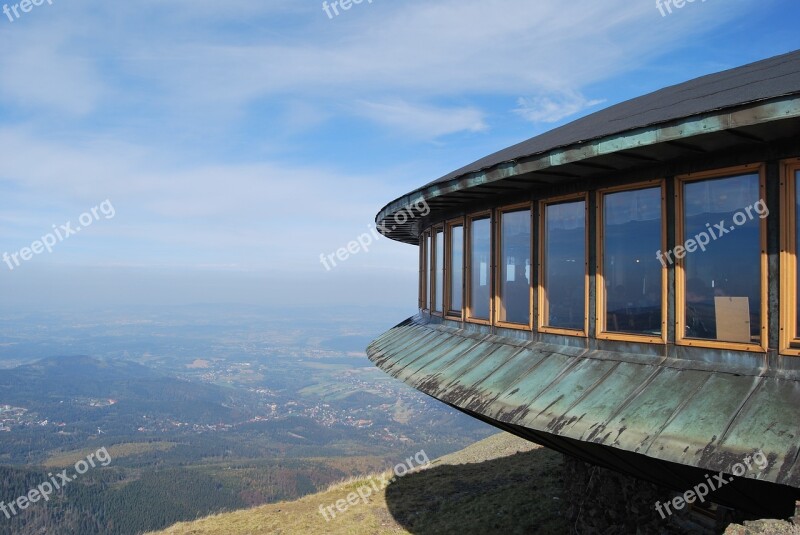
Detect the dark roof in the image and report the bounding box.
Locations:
[426,49,800,187]
[375,50,800,245]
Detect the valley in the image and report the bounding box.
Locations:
[0,305,493,534]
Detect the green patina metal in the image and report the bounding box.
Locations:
[367,317,800,490]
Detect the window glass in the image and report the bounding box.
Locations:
[425,233,432,310]
[603,187,662,336]
[543,200,585,330]
[469,217,491,320]
[498,209,531,325]
[434,229,444,313]
[683,174,761,343]
[419,236,425,308]
[449,225,464,314]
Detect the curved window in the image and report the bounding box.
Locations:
[467,215,491,322]
[782,161,800,355]
[598,184,664,341]
[677,167,766,350]
[412,161,780,352]
[540,197,587,334]
[447,222,464,317]
[795,169,800,338]
[425,231,432,310]
[433,227,444,314]
[419,234,426,309]
[497,206,531,327]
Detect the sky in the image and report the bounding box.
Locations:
[0,0,798,312]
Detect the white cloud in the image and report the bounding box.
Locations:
[103,0,751,138]
[514,89,605,124]
[0,126,408,271]
[0,0,755,132]
[0,38,105,116]
[0,0,766,280]
[356,100,487,139]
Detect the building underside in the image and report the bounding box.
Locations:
[368,316,800,517]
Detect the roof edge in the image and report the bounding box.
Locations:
[377,94,800,244]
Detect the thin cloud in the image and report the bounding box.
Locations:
[357,100,487,140]
[0,39,105,116]
[0,0,769,284]
[0,0,756,134]
[514,89,605,124]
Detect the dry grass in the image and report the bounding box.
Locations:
[149,473,406,535]
[148,432,566,535]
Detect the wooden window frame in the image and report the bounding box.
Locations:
[431,225,445,316]
[425,232,433,314]
[538,193,589,337]
[465,211,493,325]
[494,202,534,331]
[780,159,800,356]
[445,218,466,321]
[596,180,667,344]
[419,233,427,311]
[675,164,767,353]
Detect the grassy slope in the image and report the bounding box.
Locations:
[149,432,566,535]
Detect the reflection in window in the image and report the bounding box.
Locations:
[425,233,432,310]
[468,217,491,320]
[683,174,762,343]
[419,236,425,309]
[498,209,531,325]
[434,229,444,313]
[449,225,464,315]
[603,187,662,336]
[543,200,585,330]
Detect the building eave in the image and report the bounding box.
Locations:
[377,95,800,245]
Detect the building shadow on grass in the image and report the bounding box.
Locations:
[384,447,566,535]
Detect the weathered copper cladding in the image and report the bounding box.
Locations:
[368,317,800,515]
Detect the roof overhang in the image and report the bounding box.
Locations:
[377,95,800,244]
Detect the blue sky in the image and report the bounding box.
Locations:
[0,0,798,311]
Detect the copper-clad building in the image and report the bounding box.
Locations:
[368,50,800,517]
